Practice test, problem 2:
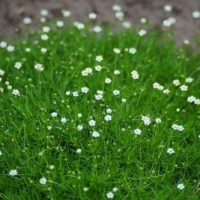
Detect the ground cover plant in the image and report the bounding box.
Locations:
[0,19,200,200]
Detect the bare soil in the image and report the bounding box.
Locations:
[0,0,199,44]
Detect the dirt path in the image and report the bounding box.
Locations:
[0,0,199,44]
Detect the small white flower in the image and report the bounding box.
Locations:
[140,18,147,24]
[9,169,18,176]
[113,90,120,96]
[81,68,93,76]
[131,70,139,79]
[113,48,121,54]
[173,79,181,86]
[12,89,20,96]
[134,128,141,135]
[76,148,82,154]
[96,55,103,62]
[0,41,7,48]
[192,11,200,19]
[155,118,162,124]
[105,78,112,84]
[39,177,48,185]
[23,17,32,25]
[34,63,44,71]
[141,116,151,125]
[14,62,22,69]
[41,34,49,41]
[180,85,188,91]
[7,45,15,52]
[153,82,164,91]
[106,191,114,199]
[177,183,185,190]
[164,5,172,12]
[57,20,64,28]
[61,10,71,18]
[49,165,55,170]
[185,77,193,83]
[167,148,175,154]
[89,119,96,126]
[0,150,2,156]
[51,112,58,117]
[106,108,112,113]
[88,13,97,19]
[122,21,131,28]
[92,131,100,138]
[112,187,118,192]
[73,21,85,30]
[115,11,124,20]
[93,26,102,33]
[42,26,50,33]
[81,87,89,93]
[95,65,102,71]
[113,70,120,75]
[112,5,121,11]
[41,48,47,54]
[77,125,83,131]
[61,117,67,123]
[138,29,146,36]
[128,48,137,55]
[72,91,79,97]
[104,115,112,121]
[40,9,49,17]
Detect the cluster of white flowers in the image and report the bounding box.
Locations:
[81,68,93,76]
[141,116,151,125]
[95,90,104,100]
[171,124,184,132]
[131,70,139,79]
[12,89,20,96]
[112,4,124,21]
[153,82,164,91]
[187,96,200,105]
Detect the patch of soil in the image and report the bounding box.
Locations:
[0,0,199,44]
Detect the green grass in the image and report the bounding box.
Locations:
[0,22,200,200]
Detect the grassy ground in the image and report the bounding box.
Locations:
[0,22,200,199]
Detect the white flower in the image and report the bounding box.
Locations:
[12,89,20,96]
[192,11,200,19]
[140,18,147,24]
[0,41,7,48]
[61,117,67,123]
[92,131,100,138]
[72,91,79,97]
[81,87,89,93]
[96,55,103,62]
[155,118,162,124]
[34,63,44,71]
[88,13,97,19]
[104,115,112,121]
[42,26,50,33]
[106,191,114,199]
[95,65,102,71]
[180,85,188,91]
[134,128,141,135]
[128,48,137,55]
[115,11,124,20]
[39,177,48,185]
[0,69,5,76]
[113,70,120,75]
[51,112,58,117]
[49,165,55,170]
[113,48,121,54]
[122,21,131,28]
[138,29,146,36]
[57,21,64,28]
[172,124,184,132]
[73,21,85,30]
[7,45,15,52]
[23,17,32,25]
[177,183,185,190]
[141,116,151,125]
[41,48,47,54]
[77,125,83,131]
[112,187,118,192]
[76,148,82,154]
[14,62,22,69]
[185,77,193,83]
[40,9,49,17]
[95,94,103,100]
[167,148,175,154]
[61,10,71,18]
[89,119,96,126]
[164,5,172,12]
[131,70,139,79]
[41,34,49,41]
[106,108,112,113]
[0,150,2,156]
[113,90,120,96]
[93,26,102,33]
[163,89,170,94]
[9,169,18,176]
[105,78,112,84]
[173,79,180,86]
[112,5,121,11]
